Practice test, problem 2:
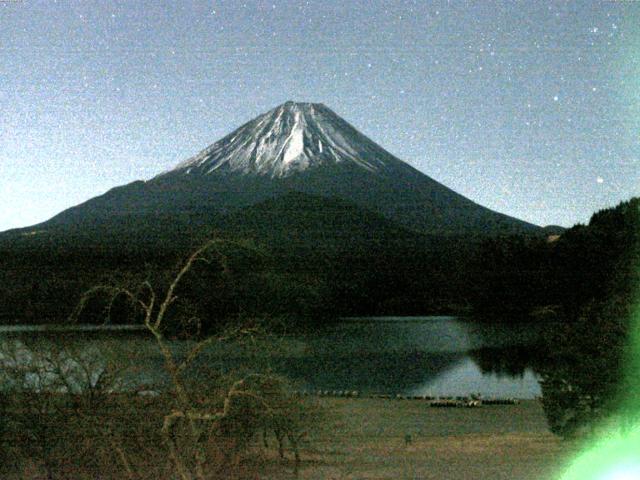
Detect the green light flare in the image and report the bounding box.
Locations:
[558,281,640,479]
[559,425,640,480]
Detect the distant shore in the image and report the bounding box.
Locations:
[0,323,147,333]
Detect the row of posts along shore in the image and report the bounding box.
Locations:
[292,390,521,407]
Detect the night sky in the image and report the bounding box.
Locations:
[1,0,638,231]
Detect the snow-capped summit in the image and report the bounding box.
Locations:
[25,101,541,237]
[171,101,396,178]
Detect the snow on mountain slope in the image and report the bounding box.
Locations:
[170,101,396,178]
[23,100,541,236]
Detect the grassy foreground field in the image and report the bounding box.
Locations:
[1,394,578,479]
[257,398,578,480]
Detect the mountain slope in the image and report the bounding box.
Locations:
[217,190,428,256]
[27,101,540,236]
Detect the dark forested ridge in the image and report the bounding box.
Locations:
[1,193,636,332]
[469,197,640,437]
[470,197,639,320]
[542,197,638,437]
[0,191,489,328]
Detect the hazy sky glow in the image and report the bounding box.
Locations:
[1,0,639,231]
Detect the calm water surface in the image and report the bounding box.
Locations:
[275,316,543,398]
[0,317,543,398]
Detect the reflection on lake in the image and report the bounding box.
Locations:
[0,317,545,398]
[268,317,544,397]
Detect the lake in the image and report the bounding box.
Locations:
[0,317,543,398]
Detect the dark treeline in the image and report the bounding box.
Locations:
[0,229,475,330]
[470,197,639,321]
[471,198,639,437]
[1,194,636,334]
[0,192,481,330]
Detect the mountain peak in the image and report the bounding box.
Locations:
[281,100,324,108]
[28,101,541,237]
[169,101,396,178]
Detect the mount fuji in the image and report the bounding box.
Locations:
[30,101,540,236]
[0,101,548,323]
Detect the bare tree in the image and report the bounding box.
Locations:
[71,239,312,480]
[0,333,141,479]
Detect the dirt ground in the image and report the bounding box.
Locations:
[257,398,579,480]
